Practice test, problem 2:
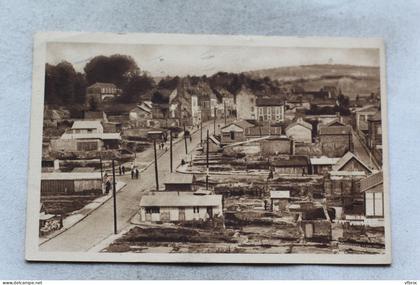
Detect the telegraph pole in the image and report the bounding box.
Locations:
[213,108,216,135]
[153,139,159,191]
[170,130,173,173]
[206,129,209,190]
[183,124,188,154]
[224,101,227,125]
[200,118,203,146]
[111,159,117,234]
[99,154,103,181]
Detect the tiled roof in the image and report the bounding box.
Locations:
[285,119,312,131]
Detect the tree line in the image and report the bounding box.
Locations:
[44,54,285,107]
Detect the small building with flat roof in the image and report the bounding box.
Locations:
[41,172,103,195]
[163,173,196,192]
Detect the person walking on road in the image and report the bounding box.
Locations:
[131,168,135,179]
[118,165,122,176]
[122,165,125,175]
[135,168,139,180]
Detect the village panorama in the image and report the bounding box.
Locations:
[35,40,386,260]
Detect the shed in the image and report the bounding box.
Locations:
[163,173,196,192]
[360,171,384,218]
[41,172,102,195]
[270,190,290,211]
[271,155,310,175]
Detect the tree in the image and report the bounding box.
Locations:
[44,61,84,105]
[119,74,155,103]
[84,54,140,88]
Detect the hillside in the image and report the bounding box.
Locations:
[245,64,380,98]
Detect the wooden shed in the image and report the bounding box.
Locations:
[41,172,102,195]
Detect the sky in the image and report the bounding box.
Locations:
[46,42,380,77]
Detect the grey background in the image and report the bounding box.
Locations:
[0,0,419,279]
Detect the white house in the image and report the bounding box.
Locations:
[70,120,103,134]
[138,192,223,222]
[285,117,313,143]
[360,171,384,220]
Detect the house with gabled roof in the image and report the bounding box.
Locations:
[220,120,254,144]
[319,125,353,157]
[332,151,373,175]
[129,101,153,127]
[285,117,313,143]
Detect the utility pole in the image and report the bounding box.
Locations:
[111,159,117,234]
[183,124,188,154]
[206,129,209,190]
[170,130,173,173]
[153,139,159,191]
[99,154,103,181]
[213,108,216,135]
[224,101,227,125]
[200,119,203,146]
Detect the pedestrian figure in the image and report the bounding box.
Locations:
[121,165,125,175]
[118,165,122,176]
[181,159,186,165]
[131,168,135,179]
[135,168,139,179]
[105,180,111,194]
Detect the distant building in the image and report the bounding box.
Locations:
[70,120,104,134]
[83,111,108,122]
[270,190,290,212]
[260,136,292,155]
[285,117,313,143]
[360,171,384,219]
[129,101,153,127]
[220,120,254,144]
[310,156,340,175]
[318,125,352,157]
[236,88,257,120]
[51,120,121,151]
[353,105,378,135]
[332,151,373,175]
[256,97,285,123]
[41,172,103,195]
[138,192,223,222]
[163,173,197,192]
[245,125,282,138]
[271,155,310,175]
[298,207,332,241]
[367,111,382,163]
[86,82,121,106]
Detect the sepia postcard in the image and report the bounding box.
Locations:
[26,32,391,264]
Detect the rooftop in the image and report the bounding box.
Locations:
[256,97,284,107]
[310,156,341,165]
[270,190,290,199]
[285,118,312,131]
[163,173,195,185]
[88,82,117,89]
[332,151,372,173]
[360,171,383,192]
[72,120,103,130]
[41,172,102,180]
[61,132,121,140]
[319,125,352,136]
[271,156,309,167]
[139,193,222,207]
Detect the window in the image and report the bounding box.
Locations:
[365,192,383,217]
[145,207,160,214]
[193,206,200,213]
[77,141,98,151]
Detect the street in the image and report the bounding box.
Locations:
[39,121,214,252]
